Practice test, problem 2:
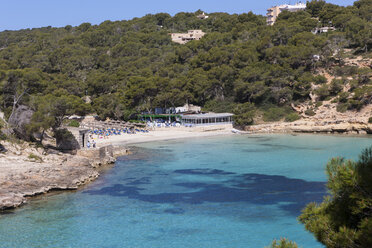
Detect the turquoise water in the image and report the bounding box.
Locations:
[0,134,371,248]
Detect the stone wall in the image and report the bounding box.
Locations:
[76,145,129,167]
[55,127,89,150]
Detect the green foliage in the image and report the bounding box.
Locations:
[68,120,80,127]
[128,120,145,124]
[336,102,349,113]
[26,92,91,142]
[0,119,6,140]
[285,113,300,122]
[203,99,236,113]
[329,79,344,95]
[0,4,370,130]
[305,109,316,116]
[368,117,372,124]
[337,91,349,103]
[333,66,358,76]
[266,238,299,248]
[299,147,372,248]
[28,153,43,162]
[313,75,327,85]
[262,107,291,122]
[314,85,330,100]
[0,132,7,141]
[233,102,255,126]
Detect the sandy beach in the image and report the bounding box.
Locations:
[94,126,234,147]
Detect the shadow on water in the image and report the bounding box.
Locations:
[259,143,323,151]
[84,168,326,217]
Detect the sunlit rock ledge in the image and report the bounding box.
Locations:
[0,143,129,211]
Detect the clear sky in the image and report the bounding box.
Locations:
[1,0,356,31]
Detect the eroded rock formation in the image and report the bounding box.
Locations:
[0,141,129,211]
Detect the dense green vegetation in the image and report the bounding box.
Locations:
[299,146,372,247]
[267,238,299,248]
[0,0,371,135]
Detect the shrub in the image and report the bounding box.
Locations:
[233,102,256,126]
[203,99,237,113]
[0,131,7,140]
[68,120,80,127]
[266,238,299,248]
[285,113,300,122]
[338,92,349,103]
[314,85,330,100]
[262,107,289,122]
[305,109,316,116]
[299,147,372,247]
[28,153,43,162]
[333,65,358,76]
[368,117,372,124]
[329,79,344,95]
[336,103,349,113]
[315,101,323,108]
[0,119,7,140]
[129,120,145,123]
[313,75,327,84]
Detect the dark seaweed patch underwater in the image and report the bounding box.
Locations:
[0,134,371,248]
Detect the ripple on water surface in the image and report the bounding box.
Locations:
[0,134,371,248]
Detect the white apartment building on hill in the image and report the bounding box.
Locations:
[267,3,306,26]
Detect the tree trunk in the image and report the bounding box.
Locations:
[39,129,45,144]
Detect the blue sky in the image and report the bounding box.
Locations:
[1,0,356,31]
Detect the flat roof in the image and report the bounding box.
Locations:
[182,113,234,119]
[139,114,181,118]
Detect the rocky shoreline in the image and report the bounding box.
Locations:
[245,120,372,135]
[0,142,128,211]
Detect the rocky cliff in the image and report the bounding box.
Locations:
[0,141,128,211]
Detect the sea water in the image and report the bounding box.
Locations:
[0,134,371,248]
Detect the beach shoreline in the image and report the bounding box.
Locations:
[94,127,234,147]
[2,122,370,212]
[0,127,233,211]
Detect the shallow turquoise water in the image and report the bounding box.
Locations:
[0,134,371,248]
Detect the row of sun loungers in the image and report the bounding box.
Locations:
[89,128,149,136]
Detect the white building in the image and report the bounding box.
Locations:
[267,3,306,26]
[175,104,201,114]
[197,12,209,19]
[170,30,206,44]
[311,26,336,34]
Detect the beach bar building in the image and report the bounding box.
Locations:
[182,113,233,126]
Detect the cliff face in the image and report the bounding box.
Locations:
[0,141,128,211]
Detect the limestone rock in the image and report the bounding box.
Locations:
[0,143,129,211]
[64,155,92,167]
[8,105,34,141]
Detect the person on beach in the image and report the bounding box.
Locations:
[87,141,91,148]
[92,140,96,148]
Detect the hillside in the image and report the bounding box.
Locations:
[0,0,371,137]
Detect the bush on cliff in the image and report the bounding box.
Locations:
[68,120,80,128]
[304,109,316,116]
[262,107,291,122]
[285,113,301,122]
